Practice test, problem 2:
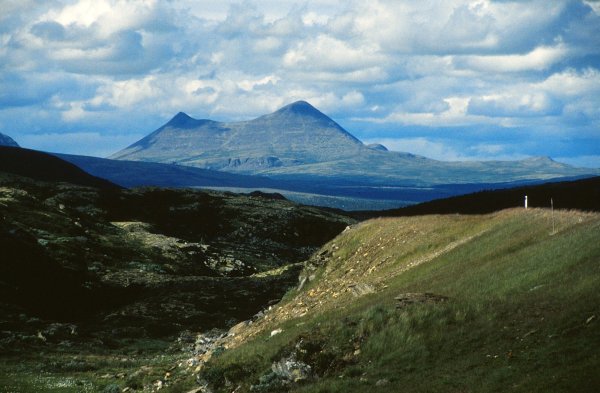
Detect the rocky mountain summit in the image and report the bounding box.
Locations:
[110,101,599,185]
[111,101,364,172]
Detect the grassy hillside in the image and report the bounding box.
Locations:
[190,208,600,392]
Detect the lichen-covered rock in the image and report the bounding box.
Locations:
[271,356,312,382]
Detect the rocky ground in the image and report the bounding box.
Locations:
[0,171,354,392]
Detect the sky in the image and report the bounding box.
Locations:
[1,0,599,167]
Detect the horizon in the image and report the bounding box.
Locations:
[1,1,599,167]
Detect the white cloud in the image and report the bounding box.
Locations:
[361,96,489,127]
[283,34,384,72]
[61,102,86,121]
[455,45,569,73]
[253,37,281,53]
[94,75,161,107]
[463,68,600,122]
[47,0,161,38]
[237,75,280,92]
[340,0,573,55]
[584,1,600,13]
[0,0,598,164]
[536,68,600,96]
[468,92,561,117]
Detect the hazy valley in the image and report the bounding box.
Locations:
[48,102,600,210]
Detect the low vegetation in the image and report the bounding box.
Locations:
[0,171,353,392]
[191,208,600,392]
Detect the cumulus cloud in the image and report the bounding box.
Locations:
[468,93,562,118]
[454,45,569,73]
[283,34,385,72]
[0,0,598,165]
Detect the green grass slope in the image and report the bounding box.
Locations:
[194,208,600,392]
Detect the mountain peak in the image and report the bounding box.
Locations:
[167,112,193,126]
[274,100,326,118]
[287,100,315,110]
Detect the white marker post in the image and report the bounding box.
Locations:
[551,198,555,233]
[525,195,528,209]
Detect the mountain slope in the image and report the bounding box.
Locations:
[0,132,19,147]
[110,101,599,185]
[56,152,289,189]
[186,208,600,392]
[111,101,364,171]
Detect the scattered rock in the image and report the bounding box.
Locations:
[194,377,213,393]
[251,310,265,321]
[270,328,283,337]
[177,330,196,344]
[297,276,308,291]
[271,356,313,382]
[395,293,448,309]
[586,315,596,324]
[520,329,538,342]
[42,323,77,340]
[228,321,249,337]
[376,378,390,386]
[348,283,375,297]
[193,329,227,356]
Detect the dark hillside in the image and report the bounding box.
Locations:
[0,171,354,342]
[365,176,600,218]
[0,146,118,189]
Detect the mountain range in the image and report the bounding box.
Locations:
[111,101,599,186]
[0,101,598,210]
[111,101,364,172]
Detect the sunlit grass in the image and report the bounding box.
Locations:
[197,209,600,392]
